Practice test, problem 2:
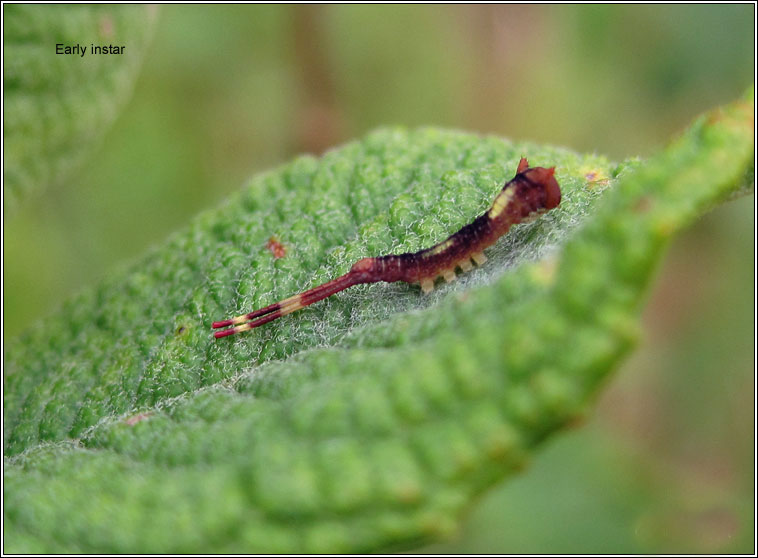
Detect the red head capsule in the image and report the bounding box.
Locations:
[527,166,561,210]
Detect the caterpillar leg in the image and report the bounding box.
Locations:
[420,279,435,294]
[458,259,474,272]
[471,252,487,266]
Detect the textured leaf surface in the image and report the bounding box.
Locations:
[3,92,753,553]
[3,4,156,215]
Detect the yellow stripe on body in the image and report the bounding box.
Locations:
[424,238,454,257]
[279,293,302,307]
[488,188,515,219]
[232,322,253,334]
[278,297,305,315]
[231,297,303,333]
[230,292,303,324]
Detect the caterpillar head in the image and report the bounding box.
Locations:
[518,159,561,211]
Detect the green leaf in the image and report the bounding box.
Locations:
[3,91,753,553]
[3,5,157,216]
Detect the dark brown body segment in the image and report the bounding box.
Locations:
[213,158,560,337]
[357,158,561,291]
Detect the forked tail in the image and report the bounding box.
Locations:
[212,272,361,338]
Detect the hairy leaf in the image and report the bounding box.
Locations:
[3,4,157,216]
[3,91,753,552]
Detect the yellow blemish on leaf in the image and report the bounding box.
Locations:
[707,98,755,136]
[529,256,558,286]
[581,165,611,189]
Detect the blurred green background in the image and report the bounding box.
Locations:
[3,5,754,553]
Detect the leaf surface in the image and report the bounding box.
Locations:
[3,92,753,553]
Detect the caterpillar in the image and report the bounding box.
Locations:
[212,157,561,338]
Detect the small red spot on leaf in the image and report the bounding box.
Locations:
[125,412,152,426]
[266,237,286,259]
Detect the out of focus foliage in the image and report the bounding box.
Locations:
[3,5,156,215]
[3,5,753,554]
